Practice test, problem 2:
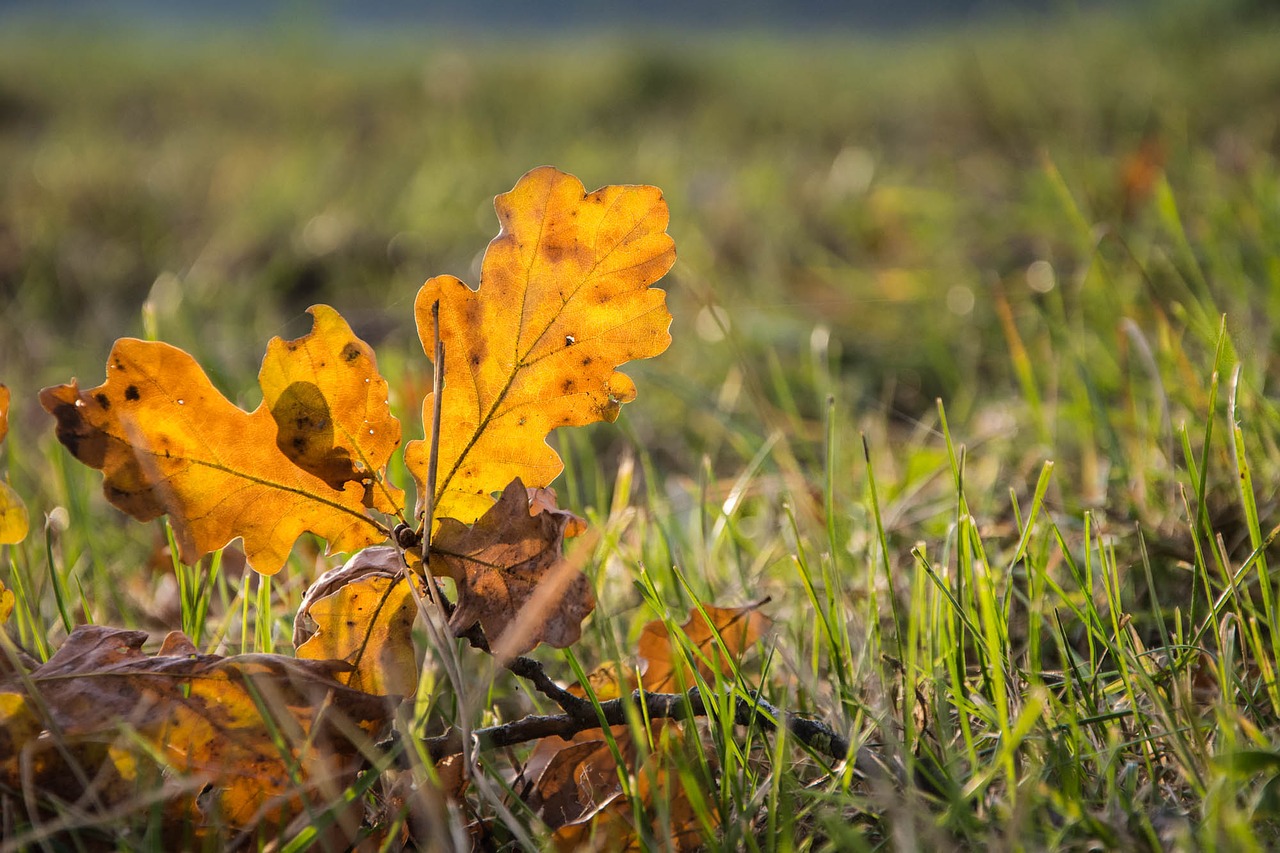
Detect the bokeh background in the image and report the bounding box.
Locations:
[1,0,1277,517]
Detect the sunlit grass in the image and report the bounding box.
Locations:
[4,0,1280,848]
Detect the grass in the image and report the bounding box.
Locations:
[4,0,1280,848]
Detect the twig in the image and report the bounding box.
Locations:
[387,686,854,767]
[420,299,445,552]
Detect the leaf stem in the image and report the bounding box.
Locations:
[420,299,445,553]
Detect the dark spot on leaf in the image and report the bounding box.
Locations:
[581,356,593,367]
[561,379,575,393]
[95,393,110,410]
[471,355,481,366]
[125,385,140,401]
[518,417,526,426]
[341,342,361,363]
[292,436,306,450]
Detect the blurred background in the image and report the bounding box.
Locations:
[0,0,1277,515]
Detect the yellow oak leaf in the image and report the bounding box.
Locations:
[430,477,594,657]
[405,166,675,526]
[0,383,27,545]
[259,304,404,514]
[294,546,421,696]
[0,482,26,546]
[39,329,389,575]
[0,625,391,833]
[0,579,13,624]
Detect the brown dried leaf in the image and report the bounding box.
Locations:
[430,478,594,657]
[0,625,391,832]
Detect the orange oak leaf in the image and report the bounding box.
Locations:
[405,166,675,527]
[259,304,403,514]
[294,546,422,696]
[523,601,767,847]
[0,383,27,545]
[638,601,771,693]
[429,477,593,657]
[0,625,391,833]
[39,324,391,574]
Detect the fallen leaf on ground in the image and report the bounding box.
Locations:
[405,166,674,527]
[0,625,391,835]
[638,601,772,692]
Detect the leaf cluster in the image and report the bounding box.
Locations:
[0,167,841,848]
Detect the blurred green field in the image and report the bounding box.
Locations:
[5,0,1280,848]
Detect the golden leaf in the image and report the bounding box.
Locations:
[0,625,391,833]
[39,324,390,574]
[295,546,421,696]
[430,477,594,656]
[405,166,674,526]
[0,579,13,624]
[0,383,27,545]
[0,482,27,546]
[259,304,403,513]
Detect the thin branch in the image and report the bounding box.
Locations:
[388,686,856,770]
[420,299,445,550]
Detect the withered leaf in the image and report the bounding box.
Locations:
[430,477,593,657]
[0,383,28,545]
[638,601,771,693]
[295,546,421,696]
[0,625,391,832]
[39,331,389,574]
[524,603,769,848]
[259,304,403,513]
[405,166,674,527]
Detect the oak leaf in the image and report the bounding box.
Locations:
[39,307,397,574]
[638,601,771,693]
[522,603,770,848]
[405,166,674,527]
[294,546,422,696]
[430,477,593,657]
[259,304,403,513]
[0,384,28,545]
[0,580,12,624]
[0,625,392,832]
